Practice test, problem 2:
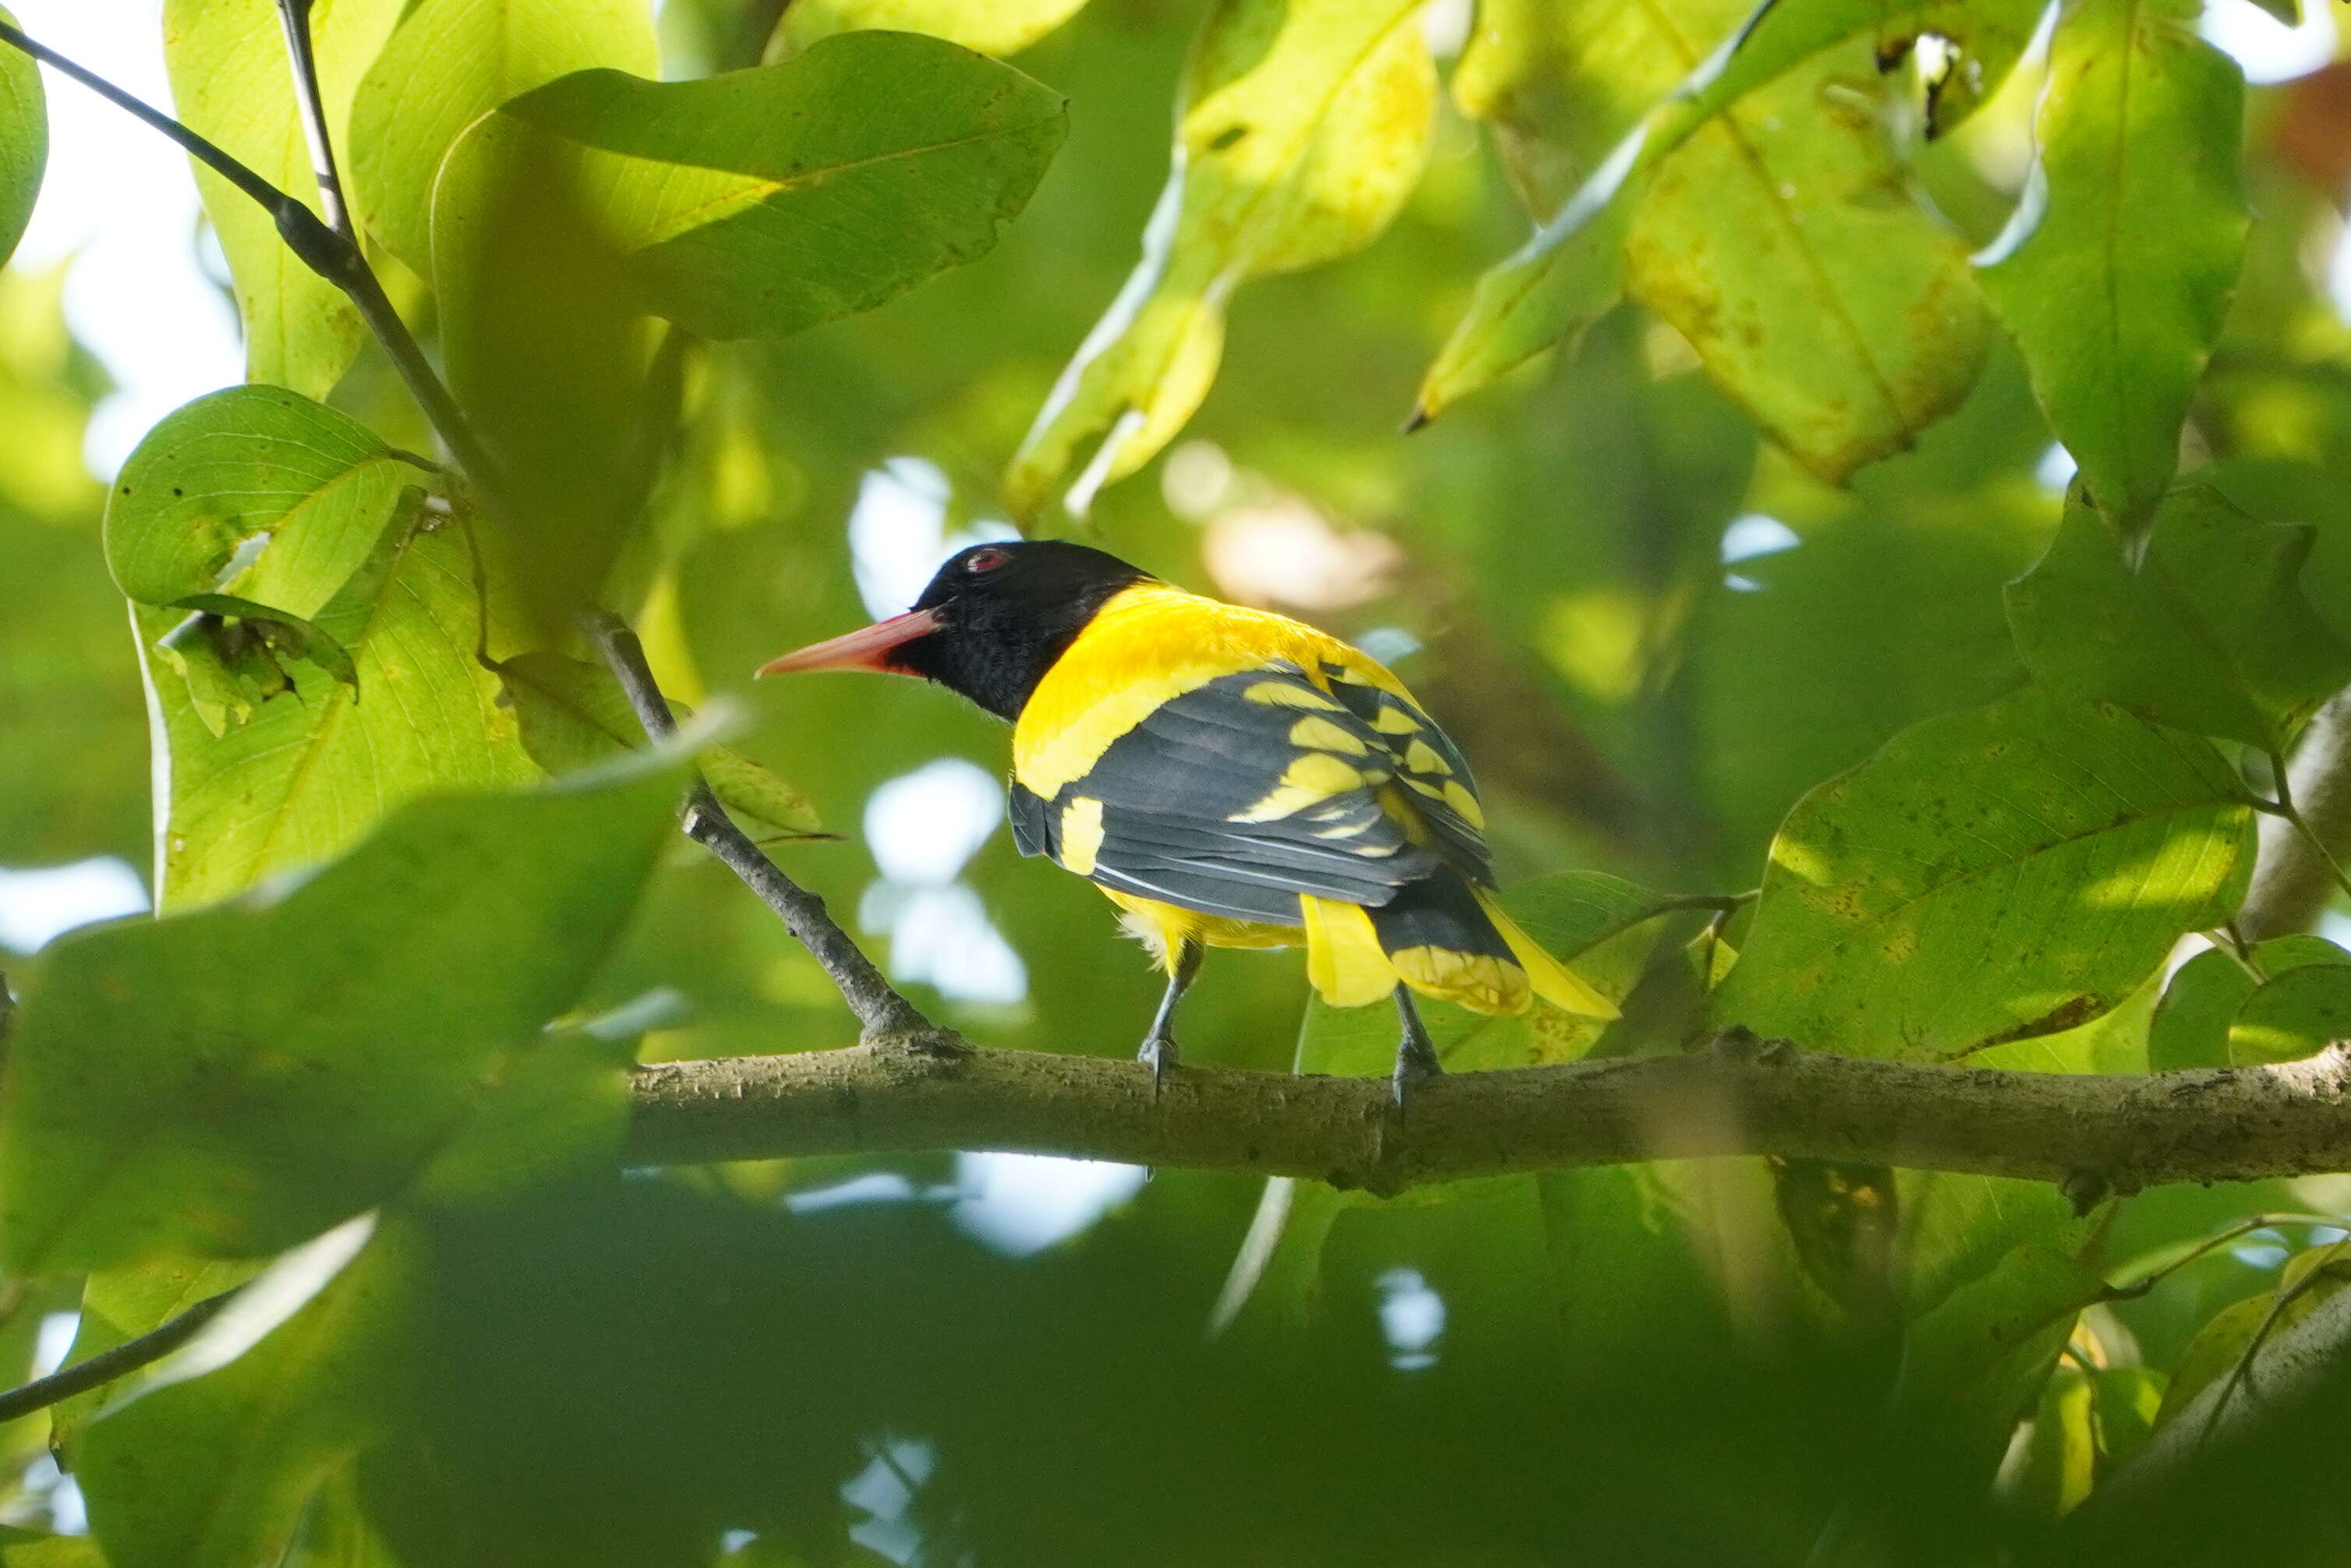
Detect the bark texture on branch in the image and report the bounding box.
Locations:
[624,1033,2351,1197]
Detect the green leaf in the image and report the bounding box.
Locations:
[2006,486,2351,751]
[105,384,425,620]
[2229,950,2351,1065]
[2152,1243,2348,1428]
[1898,1241,2109,1460]
[65,1035,630,1568]
[2003,1365,2098,1517]
[776,0,1088,58]
[134,533,539,906]
[0,5,44,269]
[345,0,658,275]
[497,651,819,836]
[1622,46,1990,484]
[161,0,403,398]
[1006,0,1436,519]
[2148,935,2351,1069]
[1422,0,2037,440]
[76,1219,421,1568]
[1714,690,2257,1059]
[1694,464,2049,878]
[1974,0,2248,539]
[2148,947,2254,1071]
[474,34,1068,340]
[0,1534,104,1568]
[0,765,676,1274]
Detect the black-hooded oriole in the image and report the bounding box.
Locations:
[757,541,1614,1099]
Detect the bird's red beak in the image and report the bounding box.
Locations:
[754,607,944,679]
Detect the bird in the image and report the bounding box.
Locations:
[755,540,1616,1102]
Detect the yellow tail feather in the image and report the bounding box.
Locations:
[1473,889,1620,1020]
[1300,895,1397,1008]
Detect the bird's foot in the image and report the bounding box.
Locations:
[1391,1027,1442,1114]
[1138,1031,1179,1094]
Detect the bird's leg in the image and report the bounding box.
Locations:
[1138,938,1204,1089]
[1391,984,1442,1107]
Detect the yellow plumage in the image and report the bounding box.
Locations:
[1013,582,1616,1022]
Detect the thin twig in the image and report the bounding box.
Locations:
[2244,696,2351,938]
[582,611,939,1044]
[0,1291,238,1427]
[271,0,352,242]
[0,19,499,493]
[2266,747,2351,911]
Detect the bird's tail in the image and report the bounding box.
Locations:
[1299,877,1618,1019]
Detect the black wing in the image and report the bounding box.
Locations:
[1008,662,1488,925]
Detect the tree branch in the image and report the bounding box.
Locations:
[582,611,939,1044]
[2243,690,2351,938]
[0,19,500,493]
[0,1291,235,1427]
[622,1031,2351,1198]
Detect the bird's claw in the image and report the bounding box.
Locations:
[1391,1035,1442,1113]
[1138,1032,1178,1095]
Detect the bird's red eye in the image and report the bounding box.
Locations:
[965,546,1012,573]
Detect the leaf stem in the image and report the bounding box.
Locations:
[271,0,352,242]
[0,1290,239,1427]
[2266,748,2351,909]
[582,611,941,1045]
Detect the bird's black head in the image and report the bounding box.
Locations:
[755,540,1150,721]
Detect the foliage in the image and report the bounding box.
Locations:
[2,0,2351,1563]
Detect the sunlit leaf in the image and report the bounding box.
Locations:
[1006,0,1436,519]
[2006,486,2351,750]
[1423,0,2038,444]
[0,767,676,1274]
[1974,0,2247,539]
[136,510,539,907]
[476,34,1067,340]
[776,0,1088,59]
[2147,934,2349,1069]
[345,0,657,275]
[2229,943,2351,1065]
[497,651,819,835]
[1715,690,2257,1059]
[160,0,403,398]
[0,4,44,268]
[105,384,426,622]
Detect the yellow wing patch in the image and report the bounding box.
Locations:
[1229,751,1366,824]
[1244,680,1342,711]
[1289,715,1369,756]
[1402,738,1451,776]
[1059,796,1105,876]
